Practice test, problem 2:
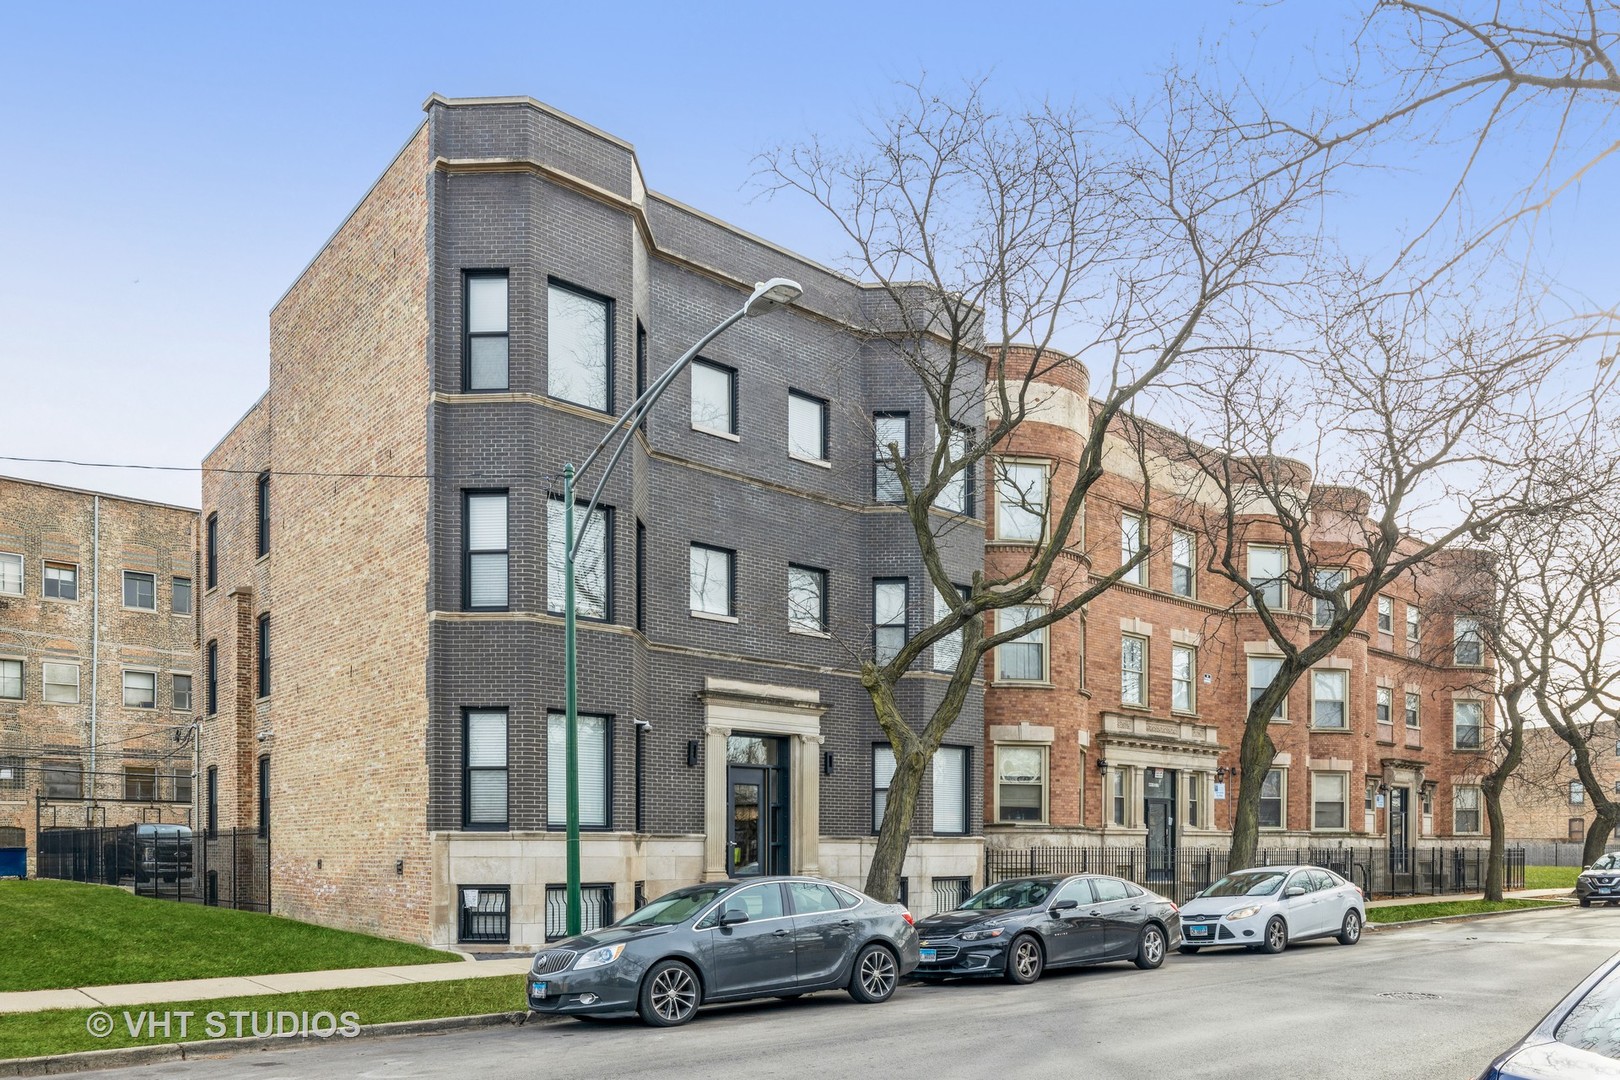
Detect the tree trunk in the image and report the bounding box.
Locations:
[1483,780,1507,902]
[1227,722,1277,871]
[865,748,924,903]
[1584,803,1619,868]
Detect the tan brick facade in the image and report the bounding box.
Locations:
[0,476,197,871]
[1500,724,1620,843]
[981,349,1497,853]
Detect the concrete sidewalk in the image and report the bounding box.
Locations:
[0,957,533,1016]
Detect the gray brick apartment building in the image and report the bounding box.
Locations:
[198,94,986,947]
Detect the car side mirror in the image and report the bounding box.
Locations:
[1284,886,1306,898]
[1051,899,1078,912]
[718,908,750,927]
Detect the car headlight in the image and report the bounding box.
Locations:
[959,927,1006,941]
[1225,906,1262,921]
[572,944,626,970]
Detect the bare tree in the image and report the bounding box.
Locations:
[1165,292,1580,870]
[761,75,1342,900]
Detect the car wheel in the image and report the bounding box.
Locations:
[1581,897,1592,908]
[848,944,899,1004]
[1337,910,1362,946]
[1177,945,1202,955]
[1134,924,1167,970]
[1004,934,1044,985]
[638,960,701,1027]
[1260,916,1288,955]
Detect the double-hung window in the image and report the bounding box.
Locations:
[1247,546,1286,610]
[172,673,192,713]
[1572,780,1587,806]
[994,460,1046,541]
[1312,669,1348,729]
[1121,634,1147,706]
[464,492,509,611]
[123,670,156,709]
[463,709,508,828]
[0,553,20,595]
[873,413,908,502]
[787,565,828,634]
[205,641,217,715]
[997,605,1048,682]
[1312,569,1345,628]
[1121,513,1146,586]
[547,498,611,620]
[1312,772,1348,830]
[548,712,610,828]
[933,746,969,834]
[173,577,192,615]
[123,571,156,610]
[934,424,972,514]
[1171,644,1196,713]
[788,391,828,462]
[205,514,218,590]
[1406,606,1421,647]
[1171,529,1195,597]
[1248,657,1286,721]
[44,562,77,600]
[43,662,79,704]
[1259,769,1285,828]
[995,745,1046,823]
[548,282,612,412]
[1376,686,1392,731]
[872,744,896,832]
[873,579,908,664]
[256,471,270,557]
[1377,596,1393,633]
[690,359,737,436]
[1453,700,1484,749]
[257,614,270,698]
[0,659,20,700]
[1454,785,1482,834]
[690,544,736,617]
[1405,691,1421,730]
[1454,616,1483,666]
[464,271,510,391]
[932,585,966,672]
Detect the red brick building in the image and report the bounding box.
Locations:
[980,348,1496,860]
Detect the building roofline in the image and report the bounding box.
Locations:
[421,93,635,152]
[200,389,270,465]
[0,473,199,515]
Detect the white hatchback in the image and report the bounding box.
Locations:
[1176,865,1365,955]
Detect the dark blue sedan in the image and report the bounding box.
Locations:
[1481,951,1620,1078]
[526,876,918,1026]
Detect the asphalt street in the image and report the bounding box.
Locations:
[83,907,1620,1080]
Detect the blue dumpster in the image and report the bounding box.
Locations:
[0,847,25,879]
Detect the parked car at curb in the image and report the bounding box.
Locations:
[1177,866,1364,954]
[1479,950,1620,1078]
[525,876,918,1027]
[1576,855,1620,907]
[910,874,1180,984]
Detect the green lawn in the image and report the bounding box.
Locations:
[1368,898,1564,924]
[0,880,460,992]
[0,976,527,1061]
[1525,865,1581,890]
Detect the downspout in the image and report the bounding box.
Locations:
[89,495,99,817]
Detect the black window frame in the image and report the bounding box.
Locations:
[690,357,739,436]
[635,518,646,633]
[873,577,909,664]
[546,496,614,622]
[872,742,895,835]
[545,882,614,941]
[205,640,217,715]
[206,766,218,838]
[256,471,270,557]
[256,613,270,699]
[172,576,192,616]
[171,672,191,714]
[546,277,615,414]
[123,570,156,611]
[934,420,975,516]
[545,711,614,831]
[463,269,511,393]
[123,765,157,802]
[873,411,910,503]
[462,489,511,612]
[787,389,830,462]
[43,561,78,601]
[635,320,647,407]
[689,543,737,617]
[458,884,512,943]
[932,745,972,836]
[462,707,510,830]
[787,563,829,634]
[257,754,270,839]
[205,514,217,590]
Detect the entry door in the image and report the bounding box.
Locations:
[1144,768,1177,882]
[728,766,769,877]
[1388,788,1410,870]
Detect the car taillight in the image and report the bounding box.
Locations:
[901,909,915,926]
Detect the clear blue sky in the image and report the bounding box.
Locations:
[1,1,1611,507]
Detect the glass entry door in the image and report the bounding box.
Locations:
[727,735,789,876]
[1144,768,1177,882]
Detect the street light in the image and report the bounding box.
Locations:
[559,277,803,934]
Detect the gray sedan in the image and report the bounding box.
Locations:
[526,876,919,1026]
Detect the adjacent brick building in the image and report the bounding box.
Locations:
[197,95,987,947]
[1500,723,1620,844]
[0,476,198,871]
[979,349,1498,861]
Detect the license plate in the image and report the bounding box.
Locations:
[919,948,937,962]
[1185,925,1209,937]
[531,982,548,999]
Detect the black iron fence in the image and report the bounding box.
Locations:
[36,825,269,913]
[986,844,1526,902]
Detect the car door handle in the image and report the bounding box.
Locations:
[1130,905,1141,912]
[838,920,856,927]
[1089,910,1102,917]
[773,928,792,937]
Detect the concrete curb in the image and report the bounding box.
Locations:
[1367,900,1574,931]
[0,1010,558,1077]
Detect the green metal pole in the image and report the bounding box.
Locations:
[563,464,582,936]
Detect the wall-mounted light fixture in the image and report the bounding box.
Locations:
[823,751,835,776]
[1096,758,1109,773]
[687,740,700,768]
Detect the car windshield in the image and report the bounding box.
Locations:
[616,884,733,927]
[1202,871,1287,898]
[1592,855,1620,871]
[959,879,1057,911]
[1557,970,1620,1062]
